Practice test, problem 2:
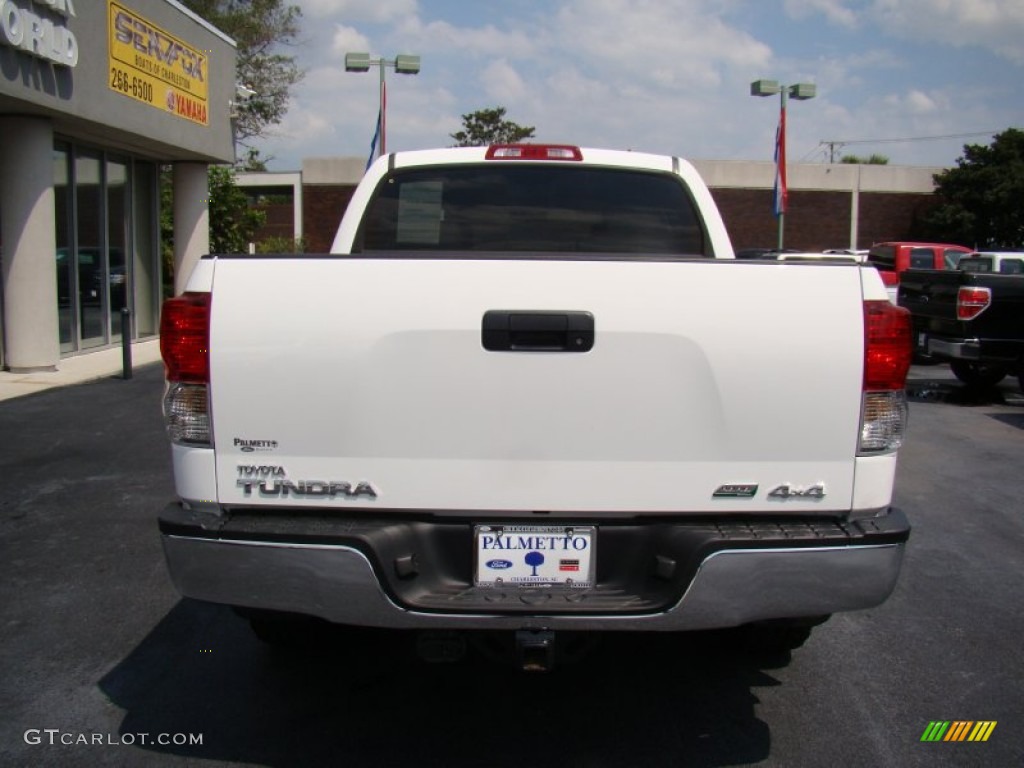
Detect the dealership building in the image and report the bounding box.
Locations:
[0,0,235,372]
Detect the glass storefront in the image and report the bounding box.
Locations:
[53,141,160,355]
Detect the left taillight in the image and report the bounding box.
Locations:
[859,300,912,455]
[160,292,212,446]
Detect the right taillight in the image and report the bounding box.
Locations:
[160,293,212,446]
[957,286,991,320]
[859,300,912,455]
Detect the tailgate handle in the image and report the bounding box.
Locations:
[482,310,594,352]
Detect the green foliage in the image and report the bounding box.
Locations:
[918,129,1024,248]
[207,166,267,253]
[180,0,303,145]
[255,236,305,254]
[450,106,536,147]
[160,168,174,297]
[238,146,269,171]
[840,153,889,165]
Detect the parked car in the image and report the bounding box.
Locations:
[824,248,869,261]
[958,251,1024,275]
[867,242,972,303]
[778,251,864,262]
[734,247,801,259]
[899,265,1024,389]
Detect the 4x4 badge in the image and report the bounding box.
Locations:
[768,484,826,500]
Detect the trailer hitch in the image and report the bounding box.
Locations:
[516,629,556,672]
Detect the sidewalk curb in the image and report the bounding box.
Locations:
[0,339,162,402]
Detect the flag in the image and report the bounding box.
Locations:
[773,105,787,217]
[379,78,387,156]
[365,107,381,171]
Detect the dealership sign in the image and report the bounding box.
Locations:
[0,0,78,67]
[107,0,208,125]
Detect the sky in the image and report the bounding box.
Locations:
[252,0,1024,171]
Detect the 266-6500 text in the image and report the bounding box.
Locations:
[110,68,153,103]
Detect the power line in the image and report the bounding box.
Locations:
[817,130,1003,163]
[823,130,1001,146]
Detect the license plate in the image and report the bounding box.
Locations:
[474,525,595,587]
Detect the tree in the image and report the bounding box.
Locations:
[181,0,303,146]
[918,129,1024,248]
[450,107,536,147]
[207,166,267,252]
[840,154,889,165]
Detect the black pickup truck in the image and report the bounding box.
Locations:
[899,265,1024,391]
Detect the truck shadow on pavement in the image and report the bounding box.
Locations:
[906,375,1022,409]
[100,599,782,767]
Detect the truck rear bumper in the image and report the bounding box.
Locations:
[927,338,978,360]
[925,336,1022,364]
[159,505,909,631]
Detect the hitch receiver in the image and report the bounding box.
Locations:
[516,629,556,672]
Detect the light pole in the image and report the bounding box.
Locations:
[750,79,816,250]
[345,53,421,162]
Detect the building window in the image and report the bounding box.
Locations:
[53,141,160,355]
[54,142,73,353]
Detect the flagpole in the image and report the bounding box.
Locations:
[777,86,787,250]
[751,79,816,252]
[344,53,421,168]
[378,63,386,158]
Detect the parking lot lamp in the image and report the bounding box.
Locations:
[345,53,421,161]
[750,79,816,250]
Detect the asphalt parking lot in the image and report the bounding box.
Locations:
[0,362,1022,767]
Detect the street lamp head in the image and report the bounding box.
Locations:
[394,54,421,75]
[750,79,780,97]
[789,83,817,100]
[345,52,371,72]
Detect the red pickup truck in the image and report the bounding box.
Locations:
[867,242,972,302]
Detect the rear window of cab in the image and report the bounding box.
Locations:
[354,165,709,257]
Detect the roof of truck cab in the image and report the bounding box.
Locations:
[388,145,687,174]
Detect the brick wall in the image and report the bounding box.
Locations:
[856,192,938,249]
[712,187,935,251]
[252,203,294,242]
[303,185,357,253]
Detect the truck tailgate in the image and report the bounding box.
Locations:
[208,257,866,514]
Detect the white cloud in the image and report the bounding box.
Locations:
[391,16,537,58]
[784,0,859,28]
[268,104,335,144]
[906,89,941,113]
[480,59,527,105]
[301,0,418,23]
[869,0,1024,64]
[879,88,949,114]
[330,25,371,58]
[553,0,773,90]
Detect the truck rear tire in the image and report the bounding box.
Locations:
[950,360,1007,387]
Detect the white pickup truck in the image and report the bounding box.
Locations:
[159,144,912,669]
